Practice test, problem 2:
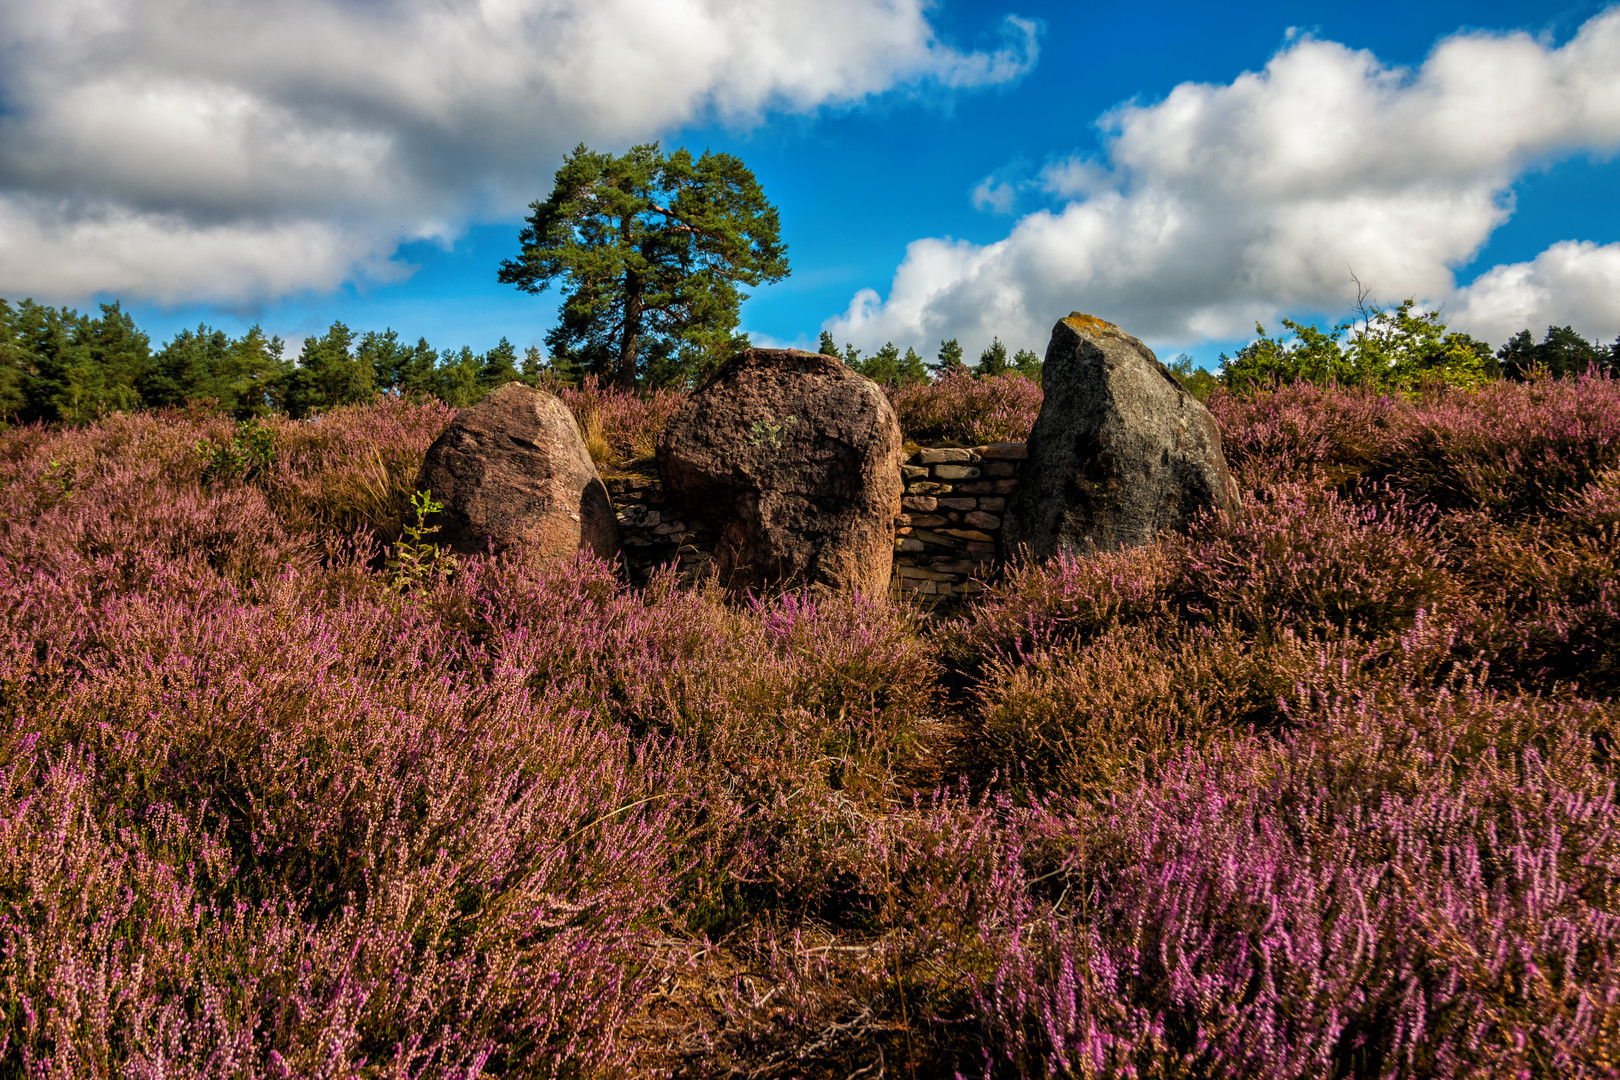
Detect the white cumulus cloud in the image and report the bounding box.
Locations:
[826,6,1620,356]
[1449,240,1620,344]
[0,0,1038,304]
[971,176,1019,214]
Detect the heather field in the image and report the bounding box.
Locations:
[3,376,1620,1078]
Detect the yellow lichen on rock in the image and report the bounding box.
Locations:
[1062,312,1119,336]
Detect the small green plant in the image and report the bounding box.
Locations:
[388,488,452,592]
[197,418,277,484]
[41,459,77,504]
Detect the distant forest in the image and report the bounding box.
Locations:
[1,296,1615,426]
[0,298,548,425]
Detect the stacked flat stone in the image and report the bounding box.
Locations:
[892,442,1027,598]
[604,473,716,586]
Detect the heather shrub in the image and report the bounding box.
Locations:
[972,623,1321,798]
[951,503,1456,715]
[416,553,940,938]
[668,791,1038,1075]
[979,679,1620,1080]
[1208,381,1415,489]
[0,398,453,590]
[669,658,1620,1077]
[942,543,1179,668]
[454,555,934,764]
[1377,375,1620,517]
[1448,506,1620,697]
[263,394,453,542]
[0,438,315,597]
[0,575,694,1077]
[1213,374,1620,518]
[0,410,219,512]
[555,375,685,471]
[750,588,936,751]
[1562,465,1620,533]
[1177,483,1463,641]
[5,376,1620,1078]
[938,377,1620,1075]
[888,369,1043,445]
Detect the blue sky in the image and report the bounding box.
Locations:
[2,0,1617,370]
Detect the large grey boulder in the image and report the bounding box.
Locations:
[1004,313,1241,560]
[658,348,902,596]
[416,382,619,560]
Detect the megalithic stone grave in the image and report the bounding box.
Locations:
[416,381,620,561]
[658,348,903,596]
[1003,312,1242,561]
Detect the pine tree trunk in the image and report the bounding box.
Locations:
[619,274,642,390]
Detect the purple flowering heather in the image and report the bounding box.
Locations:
[554,375,686,467]
[887,370,1045,445]
[2,376,1619,1077]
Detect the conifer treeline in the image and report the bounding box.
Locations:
[815,329,1045,386]
[3,295,1616,426]
[0,299,540,424]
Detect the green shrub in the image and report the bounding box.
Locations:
[1221,300,1496,393]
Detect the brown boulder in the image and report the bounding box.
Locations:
[416,382,619,560]
[658,348,902,596]
[1003,313,1241,560]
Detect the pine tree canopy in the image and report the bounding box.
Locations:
[6,288,1614,428]
[976,337,1009,377]
[899,346,929,385]
[498,142,790,390]
[863,342,902,385]
[286,322,372,418]
[1012,347,1042,383]
[1497,325,1618,379]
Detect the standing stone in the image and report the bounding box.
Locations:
[658,348,902,596]
[1004,313,1241,560]
[416,381,619,560]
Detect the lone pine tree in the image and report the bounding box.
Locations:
[499,143,789,389]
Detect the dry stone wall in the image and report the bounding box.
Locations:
[606,439,1028,601]
[892,442,1027,600]
[604,473,717,585]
